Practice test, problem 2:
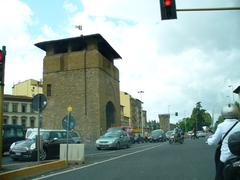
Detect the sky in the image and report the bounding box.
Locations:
[0,0,239,124]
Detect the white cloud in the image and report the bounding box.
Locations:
[64,1,78,13]
[1,0,239,124]
[63,0,240,122]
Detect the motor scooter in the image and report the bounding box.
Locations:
[223,131,240,180]
[169,133,184,144]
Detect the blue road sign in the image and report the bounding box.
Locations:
[62,114,76,130]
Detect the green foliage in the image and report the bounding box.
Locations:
[177,102,212,132]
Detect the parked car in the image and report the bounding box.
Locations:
[96,130,131,150]
[2,124,25,153]
[9,129,80,161]
[148,129,166,142]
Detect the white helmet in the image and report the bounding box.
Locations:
[221,104,238,119]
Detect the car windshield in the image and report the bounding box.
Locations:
[28,131,50,140]
[102,132,120,138]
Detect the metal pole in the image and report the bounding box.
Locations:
[37,94,41,162]
[0,85,3,168]
[177,7,240,12]
[66,112,69,163]
[66,105,72,164]
[0,46,6,168]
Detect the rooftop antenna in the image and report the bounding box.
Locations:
[74,25,83,36]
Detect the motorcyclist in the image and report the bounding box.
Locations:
[207,104,240,180]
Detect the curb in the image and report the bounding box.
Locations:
[0,160,67,180]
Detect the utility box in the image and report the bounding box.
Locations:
[60,144,85,164]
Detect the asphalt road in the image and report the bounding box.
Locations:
[30,138,216,180]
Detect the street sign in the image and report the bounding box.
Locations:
[32,94,47,112]
[62,114,76,130]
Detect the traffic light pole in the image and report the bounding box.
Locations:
[0,46,6,169]
[0,84,3,168]
[177,7,240,12]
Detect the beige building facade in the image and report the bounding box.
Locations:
[12,79,43,97]
[35,34,121,142]
[3,95,38,129]
[120,91,147,131]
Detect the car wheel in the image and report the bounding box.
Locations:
[40,149,47,161]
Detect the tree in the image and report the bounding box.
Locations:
[177,102,212,132]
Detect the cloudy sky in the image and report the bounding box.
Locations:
[0,0,239,123]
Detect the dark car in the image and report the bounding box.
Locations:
[148,129,166,142]
[2,124,25,154]
[9,129,80,161]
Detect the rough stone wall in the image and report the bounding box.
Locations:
[42,48,120,142]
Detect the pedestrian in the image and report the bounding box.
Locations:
[207,104,240,180]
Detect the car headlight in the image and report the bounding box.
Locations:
[10,142,16,150]
[30,143,36,150]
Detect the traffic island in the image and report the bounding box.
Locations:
[0,160,67,180]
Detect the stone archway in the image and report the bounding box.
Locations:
[106,101,115,129]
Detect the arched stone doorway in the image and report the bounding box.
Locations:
[106,101,115,129]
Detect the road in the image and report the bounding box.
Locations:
[24,138,215,180]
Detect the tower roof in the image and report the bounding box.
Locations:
[35,34,122,61]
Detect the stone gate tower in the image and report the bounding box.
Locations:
[35,34,122,142]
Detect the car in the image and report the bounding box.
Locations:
[2,124,25,154]
[148,129,166,142]
[9,129,80,161]
[96,130,131,150]
[165,130,174,140]
[25,128,82,143]
[197,131,207,138]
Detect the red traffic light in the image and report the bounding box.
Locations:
[0,50,3,62]
[164,0,172,7]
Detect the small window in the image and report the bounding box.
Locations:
[3,103,9,112]
[30,117,35,128]
[21,118,26,128]
[22,104,27,113]
[12,103,18,112]
[12,117,18,125]
[47,84,52,96]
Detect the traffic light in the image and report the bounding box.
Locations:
[160,0,177,20]
[0,46,6,85]
[175,112,178,116]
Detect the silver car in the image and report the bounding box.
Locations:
[96,130,130,150]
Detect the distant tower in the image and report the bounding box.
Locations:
[35,34,122,141]
[158,114,170,131]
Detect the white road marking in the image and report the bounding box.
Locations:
[33,144,162,180]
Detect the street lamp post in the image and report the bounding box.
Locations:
[138,91,144,136]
